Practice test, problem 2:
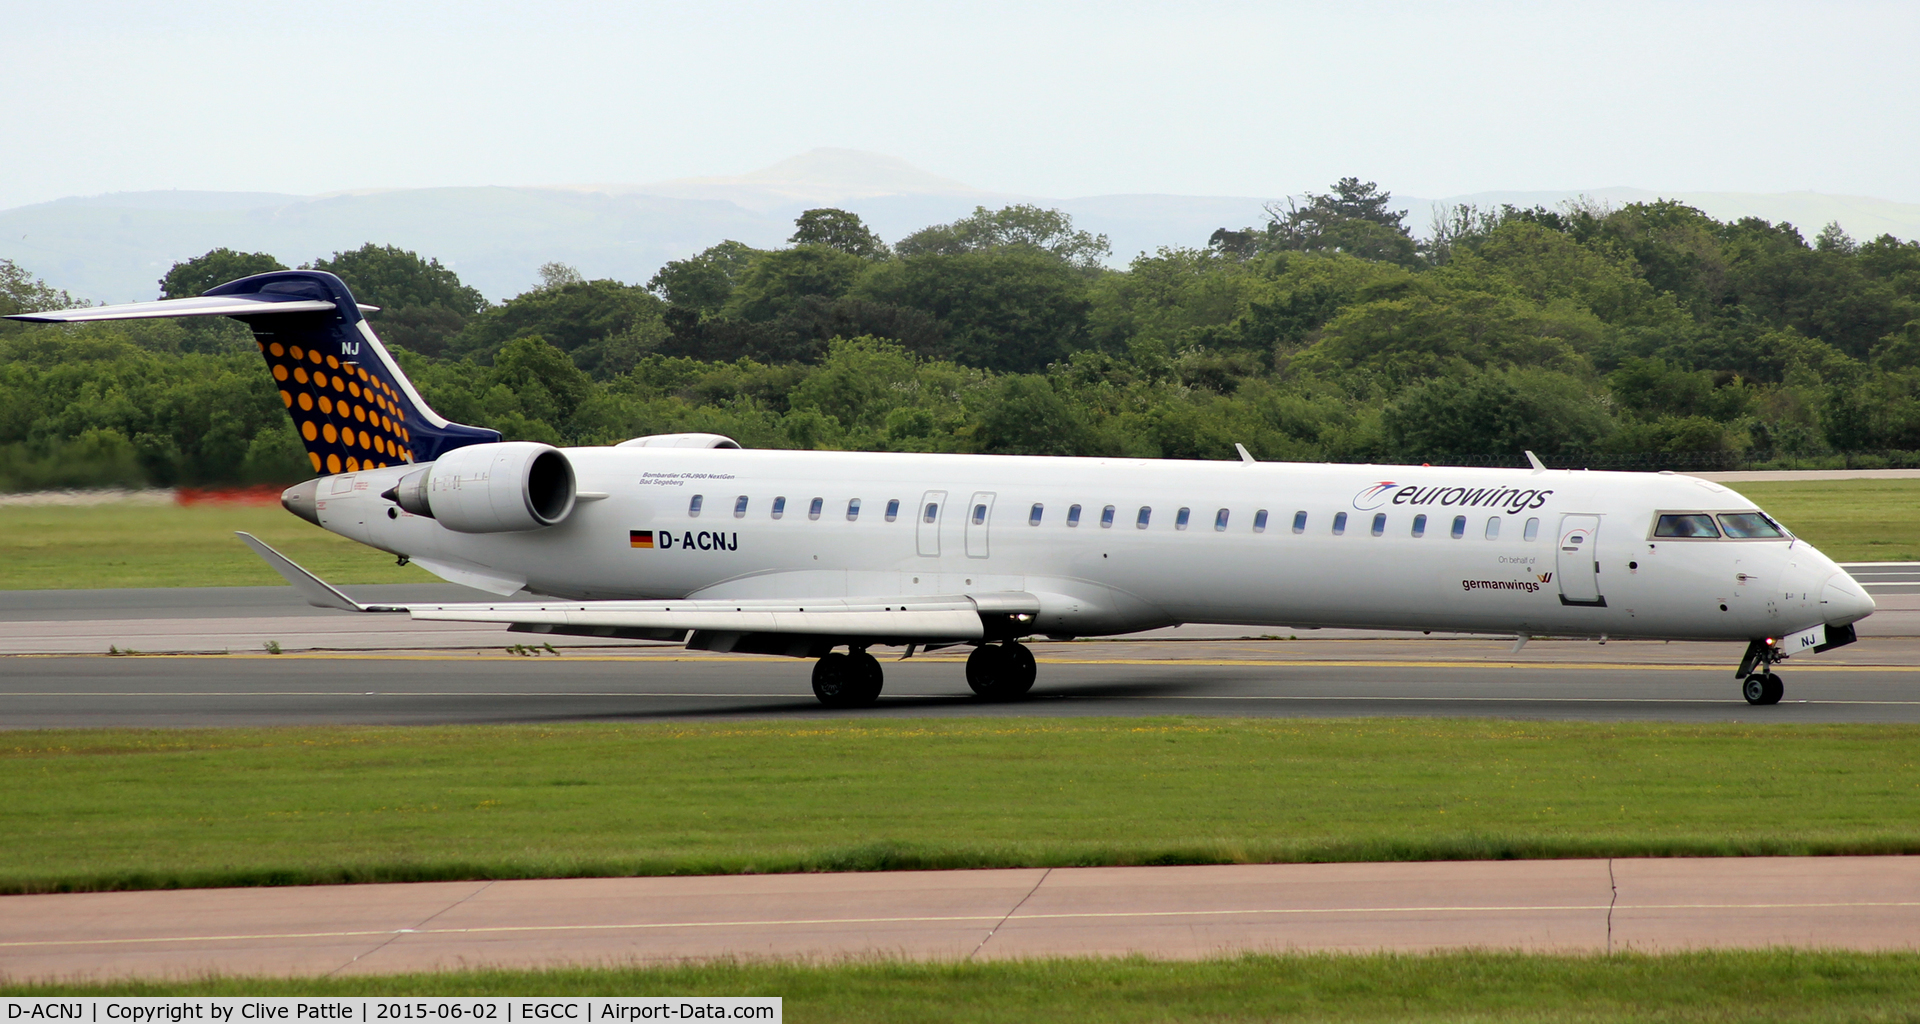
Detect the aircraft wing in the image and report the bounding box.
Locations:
[237,532,1020,643]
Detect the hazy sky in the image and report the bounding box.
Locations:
[5,0,1917,210]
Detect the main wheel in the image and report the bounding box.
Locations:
[966,643,1036,700]
[1004,641,1036,695]
[813,652,875,708]
[965,644,1006,696]
[847,649,885,704]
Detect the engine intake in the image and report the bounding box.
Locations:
[387,442,576,533]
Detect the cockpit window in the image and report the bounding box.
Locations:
[1719,512,1787,538]
[1654,513,1720,538]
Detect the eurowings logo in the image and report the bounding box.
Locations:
[1353,481,1399,511]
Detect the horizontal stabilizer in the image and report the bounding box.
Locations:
[6,294,376,323]
[237,531,392,613]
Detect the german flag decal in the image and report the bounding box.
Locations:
[630,530,654,549]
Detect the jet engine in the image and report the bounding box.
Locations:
[386,441,576,533]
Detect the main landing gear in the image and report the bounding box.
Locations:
[812,648,884,708]
[807,640,1039,707]
[966,641,1036,700]
[1736,638,1786,706]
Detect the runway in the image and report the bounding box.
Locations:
[4,637,1920,727]
[3,857,1917,980]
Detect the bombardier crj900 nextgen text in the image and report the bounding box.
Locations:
[11,271,1878,707]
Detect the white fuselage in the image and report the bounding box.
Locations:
[312,449,1874,643]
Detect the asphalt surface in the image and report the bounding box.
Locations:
[6,857,1917,980]
[1,574,1915,728]
[4,642,1919,727]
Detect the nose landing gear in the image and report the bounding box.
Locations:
[1735,638,1787,706]
[1742,671,1785,705]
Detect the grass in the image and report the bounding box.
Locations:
[4,718,1920,894]
[9,951,1920,1021]
[1739,478,1920,562]
[0,478,1913,590]
[0,502,436,588]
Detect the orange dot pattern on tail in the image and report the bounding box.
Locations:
[257,337,415,475]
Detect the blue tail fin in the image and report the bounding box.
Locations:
[212,271,499,474]
[6,270,500,475]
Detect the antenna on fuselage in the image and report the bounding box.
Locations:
[1235,443,1257,464]
[1525,450,1547,474]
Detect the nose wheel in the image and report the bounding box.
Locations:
[1742,672,1784,706]
[1735,637,1789,706]
[812,649,884,707]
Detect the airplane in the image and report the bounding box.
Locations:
[9,270,1876,708]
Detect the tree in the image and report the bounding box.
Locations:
[1383,367,1611,460]
[974,375,1094,456]
[451,279,667,377]
[307,244,488,357]
[789,209,890,258]
[646,241,761,315]
[855,250,1092,373]
[0,259,78,320]
[721,246,866,323]
[158,248,286,299]
[539,262,585,289]
[1260,178,1419,267]
[896,205,1111,269]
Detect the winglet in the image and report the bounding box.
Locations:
[1525,450,1547,474]
[236,531,373,612]
[1235,443,1257,464]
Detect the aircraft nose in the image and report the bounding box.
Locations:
[1821,572,1876,626]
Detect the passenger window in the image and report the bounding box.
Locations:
[1450,515,1466,539]
[733,495,749,518]
[1292,510,1307,534]
[688,494,703,517]
[808,497,823,521]
[1175,507,1191,531]
[885,499,900,522]
[1215,508,1230,532]
[1136,506,1152,529]
[1719,512,1786,538]
[1101,505,1116,528]
[1412,514,1427,538]
[847,498,861,521]
[1332,512,1347,535]
[771,496,786,520]
[1371,513,1386,536]
[923,502,939,523]
[1253,509,1268,533]
[1068,504,1083,527]
[1485,517,1500,540]
[973,503,988,525]
[1029,503,1044,526]
[1654,513,1720,538]
[1524,517,1539,541]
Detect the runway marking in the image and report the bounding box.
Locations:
[15,653,1920,672]
[5,901,1916,950]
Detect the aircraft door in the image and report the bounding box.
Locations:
[917,490,946,557]
[966,491,995,559]
[1556,514,1605,606]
